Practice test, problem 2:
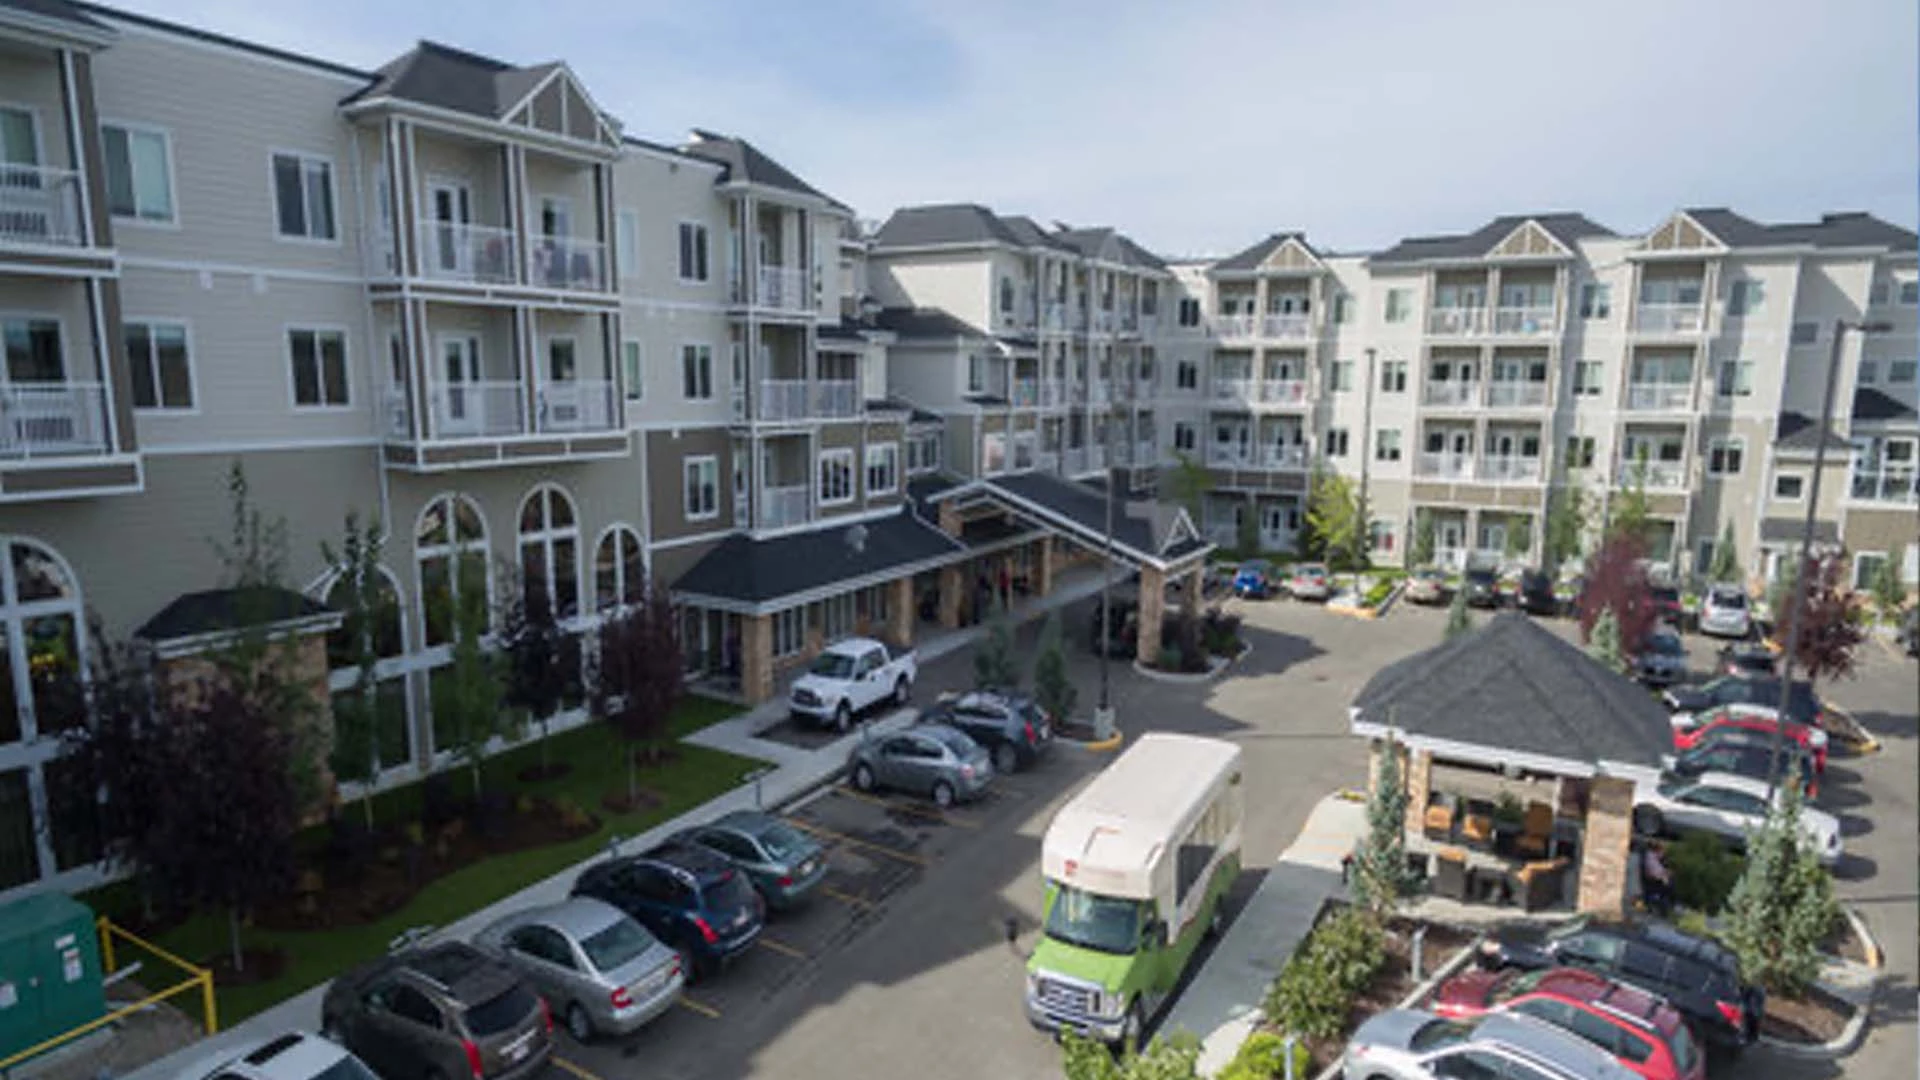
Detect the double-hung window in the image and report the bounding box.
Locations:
[616,209,640,280]
[681,344,713,400]
[1716,358,1754,397]
[621,341,643,402]
[683,456,718,520]
[864,443,899,495]
[677,222,709,282]
[102,124,175,223]
[1706,437,1744,477]
[271,152,336,240]
[125,320,193,410]
[288,328,348,408]
[818,448,855,505]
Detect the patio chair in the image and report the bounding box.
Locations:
[1516,802,1554,859]
[1516,857,1571,912]
[1432,848,1470,901]
[1461,805,1495,848]
[1423,799,1455,842]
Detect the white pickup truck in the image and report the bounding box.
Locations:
[788,637,917,731]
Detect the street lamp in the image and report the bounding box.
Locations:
[1357,347,1377,591]
[1093,408,1118,740]
[1766,317,1891,797]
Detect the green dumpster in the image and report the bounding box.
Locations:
[0,894,105,1065]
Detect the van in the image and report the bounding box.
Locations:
[1024,733,1243,1046]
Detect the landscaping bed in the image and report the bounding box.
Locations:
[1761,983,1853,1045]
[1821,911,1873,966]
[1300,917,1476,1071]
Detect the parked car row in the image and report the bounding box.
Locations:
[846,687,1057,808]
[1228,559,1332,601]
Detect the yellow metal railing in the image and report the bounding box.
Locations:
[0,917,218,1075]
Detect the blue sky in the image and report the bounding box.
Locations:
[131,0,1916,257]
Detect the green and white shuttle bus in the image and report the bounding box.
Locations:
[1024,732,1244,1045]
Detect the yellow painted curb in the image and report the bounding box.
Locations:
[1083,732,1124,753]
[1326,602,1379,621]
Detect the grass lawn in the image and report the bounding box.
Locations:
[86,695,760,1026]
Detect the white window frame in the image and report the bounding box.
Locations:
[123,317,198,413]
[818,447,855,505]
[1374,428,1402,462]
[1381,360,1408,393]
[966,354,985,394]
[1384,288,1412,324]
[545,335,578,383]
[681,343,713,400]
[1773,472,1804,501]
[286,325,351,410]
[864,442,899,496]
[616,209,640,281]
[1726,277,1763,318]
[100,119,178,227]
[1706,436,1745,477]
[1330,359,1353,392]
[1716,357,1754,397]
[683,455,719,521]
[1173,421,1196,453]
[1858,358,1878,386]
[1898,277,1920,305]
[1579,282,1612,319]
[1888,357,1917,384]
[1572,360,1603,397]
[267,149,339,243]
[620,339,643,402]
[1325,428,1349,457]
[1852,550,1888,590]
[1565,435,1595,469]
[676,220,710,283]
[771,607,805,658]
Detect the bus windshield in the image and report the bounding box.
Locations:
[1044,882,1146,955]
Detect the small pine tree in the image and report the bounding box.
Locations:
[1032,610,1078,727]
[1722,783,1840,996]
[1588,608,1623,671]
[1709,521,1741,583]
[440,560,508,799]
[1351,735,1418,916]
[1409,510,1436,568]
[973,609,1020,689]
[1235,506,1260,558]
[1443,587,1472,642]
[1868,555,1906,624]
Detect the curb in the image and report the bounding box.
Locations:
[1308,932,1485,1080]
[1842,904,1885,970]
[1756,986,1872,1059]
[1078,732,1124,753]
[1130,646,1239,684]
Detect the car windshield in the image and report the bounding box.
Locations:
[1408,1018,1473,1052]
[463,984,537,1037]
[1296,564,1326,577]
[1711,591,1747,609]
[314,1056,381,1080]
[808,652,856,679]
[1489,968,1553,1004]
[580,917,653,972]
[1242,560,1271,574]
[1020,702,1047,726]
[1522,573,1550,590]
[1466,570,1495,585]
[1669,1014,1701,1073]
[1656,776,1695,800]
[754,821,813,862]
[1545,916,1592,941]
[1044,883,1145,955]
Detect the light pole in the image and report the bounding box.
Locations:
[1357,347,1377,588]
[1093,405,1117,740]
[1766,317,1890,798]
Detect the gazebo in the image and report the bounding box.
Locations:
[1350,612,1675,914]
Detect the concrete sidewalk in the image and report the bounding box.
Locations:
[117,567,1112,1080]
[1163,794,1366,1076]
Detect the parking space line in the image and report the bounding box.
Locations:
[757,935,807,959]
[822,885,872,908]
[832,785,983,829]
[783,818,931,866]
[553,1058,603,1080]
[677,994,723,1019]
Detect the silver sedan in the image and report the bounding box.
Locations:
[1344,1008,1632,1080]
[474,897,684,1042]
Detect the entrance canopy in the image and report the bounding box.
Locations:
[925,471,1213,576]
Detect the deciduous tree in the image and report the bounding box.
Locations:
[1779,551,1866,690]
[320,511,388,826]
[1409,510,1436,569]
[500,570,569,779]
[1163,452,1212,523]
[592,582,684,808]
[1542,475,1590,573]
[1577,532,1657,658]
[1587,609,1624,672]
[438,559,508,798]
[1709,521,1741,583]
[1032,610,1077,727]
[1608,450,1654,547]
[1307,467,1367,574]
[1868,555,1907,624]
[973,609,1020,689]
[1443,587,1472,642]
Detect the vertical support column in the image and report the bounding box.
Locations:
[741,613,774,704]
[887,576,915,647]
[1402,748,1433,840]
[1135,564,1167,666]
[1577,776,1636,915]
[1035,535,1055,597]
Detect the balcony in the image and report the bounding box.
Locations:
[1417,451,1475,479]
[1624,383,1692,411]
[1087,381,1111,406]
[1093,310,1115,334]
[1849,467,1918,504]
[1119,312,1140,334]
[419,222,518,285]
[0,165,85,248]
[1633,303,1705,335]
[1260,444,1309,470]
[1085,444,1107,471]
[1492,306,1556,336]
[425,380,526,438]
[1423,381,1478,407]
[1012,378,1039,407]
[1262,314,1311,340]
[1035,449,1060,473]
[1206,443,1252,467]
[536,380,616,433]
[1213,377,1254,402]
[1064,447,1089,474]
[1258,379,1308,405]
[758,380,811,421]
[1214,314,1258,339]
[1427,308,1487,336]
[0,381,109,457]
[531,237,607,292]
[1133,441,1156,466]
[1485,381,1549,408]
[815,381,859,418]
[761,484,811,529]
[1616,462,1687,490]
[1479,456,1542,483]
[1040,380,1066,407]
[756,265,810,311]
[1044,303,1067,331]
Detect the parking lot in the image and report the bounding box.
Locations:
[536,591,1915,1080]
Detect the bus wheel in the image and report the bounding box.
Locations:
[1206,905,1224,939]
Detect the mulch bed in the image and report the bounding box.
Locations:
[1821,912,1871,965]
[255,797,599,932]
[202,946,289,987]
[1761,983,1853,1044]
[1298,917,1477,1071]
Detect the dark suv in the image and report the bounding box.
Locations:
[572,843,764,981]
[1516,570,1559,616]
[918,689,1053,774]
[1478,917,1763,1052]
[321,942,552,1080]
[1462,567,1502,608]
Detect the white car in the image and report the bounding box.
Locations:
[197,1032,378,1080]
[788,636,917,731]
[1698,586,1753,639]
[1634,770,1842,865]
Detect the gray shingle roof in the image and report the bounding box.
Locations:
[1774,412,1852,452]
[1854,387,1918,422]
[1760,518,1840,545]
[6,0,105,32]
[1213,232,1320,272]
[1684,209,1917,251]
[683,129,847,210]
[1001,215,1075,252]
[875,306,986,340]
[872,204,1026,249]
[1370,213,1617,265]
[974,472,1209,569]
[671,509,961,607]
[1352,611,1673,771]
[346,41,524,116]
[136,586,337,644]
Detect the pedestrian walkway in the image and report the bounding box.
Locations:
[119,564,1115,1080]
[1164,794,1366,1076]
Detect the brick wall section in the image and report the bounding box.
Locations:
[1577,776,1636,915]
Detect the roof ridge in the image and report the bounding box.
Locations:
[414,38,514,71]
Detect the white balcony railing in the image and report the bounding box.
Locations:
[758,379,810,421]
[815,380,860,418]
[1044,303,1067,331]
[1260,444,1309,469]
[1485,381,1549,408]
[0,164,86,247]
[1133,441,1156,466]
[0,381,108,457]
[1259,379,1308,404]
[1064,447,1089,474]
[1848,467,1919,504]
[1427,308,1486,336]
[1633,303,1705,335]
[531,236,608,292]
[1086,444,1106,471]
[1493,305,1556,336]
[1207,443,1252,467]
[426,379,526,438]
[536,380,616,433]
[1213,376,1254,401]
[756,265,810,311]
[1624,383,1692,411]
[1092,310,1114,334]
[1417,451,1475,479]
[1035,450,1060,474]
[1262,314,1311,339]
[1214,313,1258,339]
[761,484,811,529]
[419,222,518,285]
[1423,381,1478,407]
[383,385,411,439]
[1479,456,1543,483]
[1012,377,1039,407]
[1039,380,1066,407]
[1616,462,1687,490]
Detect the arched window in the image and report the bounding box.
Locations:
[415,494,489,647]
[0,537,89,887]
[323,566,405,669]
[594,525,644,610]
[319,565,413,776]
[519,485,580,618]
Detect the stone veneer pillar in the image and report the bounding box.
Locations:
[1401,748,1433,840]
[1577,776,1636,915]
[1135,565,1167,666]
[741,613,774,704]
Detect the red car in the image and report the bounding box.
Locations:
[1672,707,1827,772]
[1432,965,1705,1080]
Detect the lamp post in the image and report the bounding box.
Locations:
[1357,347,1377,589]
[1766,317,1890,798]
[1093,407,1117,740]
